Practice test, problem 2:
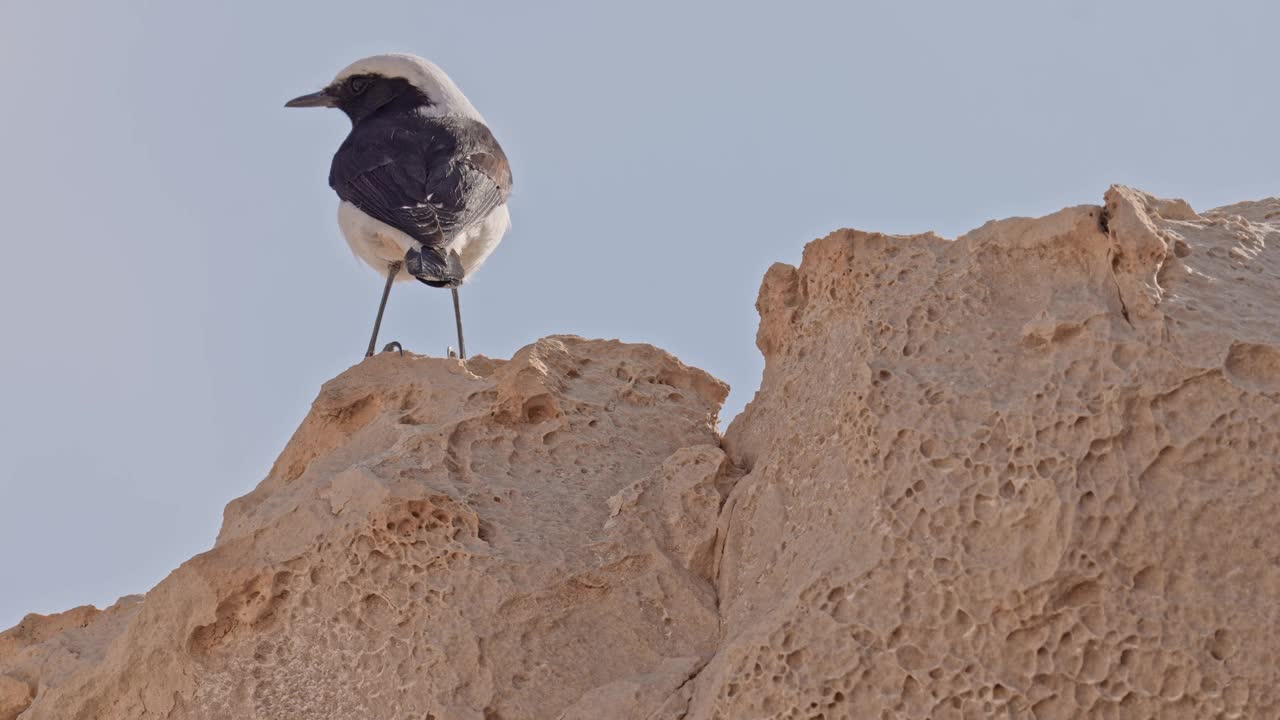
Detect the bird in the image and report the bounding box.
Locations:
[286,53,512,359]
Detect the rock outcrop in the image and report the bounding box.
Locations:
[0,339,729,720]
[3,187,1277,719]
[695,187,1280,719]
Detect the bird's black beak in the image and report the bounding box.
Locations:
[285,89,336,108]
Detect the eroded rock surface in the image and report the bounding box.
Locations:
[3,187,1278,719]
[693,187,1280,718]
[1,337,728,719]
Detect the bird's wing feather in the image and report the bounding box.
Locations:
[329,116,511,248]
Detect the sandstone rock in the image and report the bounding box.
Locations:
[0,674,32,720]
[0,599,142,720]
[3,187,1277,719]
[694,186,1280,718]
[1,337,727,719]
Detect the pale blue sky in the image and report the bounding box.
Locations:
[1,1,1275,628]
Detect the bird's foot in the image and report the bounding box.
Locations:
[447,346,458,359]
[383,341,404,356]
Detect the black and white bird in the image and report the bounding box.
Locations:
[286,53,512,359]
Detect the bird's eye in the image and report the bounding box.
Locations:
[348,77,373,94]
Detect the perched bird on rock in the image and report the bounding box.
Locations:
[287,53,512,359]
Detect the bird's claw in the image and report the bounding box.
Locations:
[447,346,458,359]
[382,341,404,356]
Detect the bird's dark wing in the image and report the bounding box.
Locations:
[329,115,511,249]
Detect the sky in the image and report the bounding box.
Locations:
[0,0,1276,629]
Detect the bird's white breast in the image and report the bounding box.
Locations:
[451,203,511,278]
[337,201,510,283]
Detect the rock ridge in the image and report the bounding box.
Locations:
[3,187,1278,719]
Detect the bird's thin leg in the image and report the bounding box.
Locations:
[366,261,402,358]
[451,287,466,360]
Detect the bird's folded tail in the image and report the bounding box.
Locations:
[406,246,464,288]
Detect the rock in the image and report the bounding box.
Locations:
[3,187,1278,719]
[0,674,32,720]
[0,599,142,720]
[1,337,728,719]
[693,186,1280,718]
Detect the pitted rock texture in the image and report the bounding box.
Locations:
[0,337,729,719]
[3,187,1278,720]
[691,186,1280,718]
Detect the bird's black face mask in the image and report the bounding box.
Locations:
[286,75,430,125]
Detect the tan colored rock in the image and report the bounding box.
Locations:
[0,599,142,720]
[692,186,1280,718]
[3,187,1278,719]
[1,337,727,719]
[0,674,32,720]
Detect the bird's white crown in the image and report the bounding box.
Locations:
[333,53,484,122]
